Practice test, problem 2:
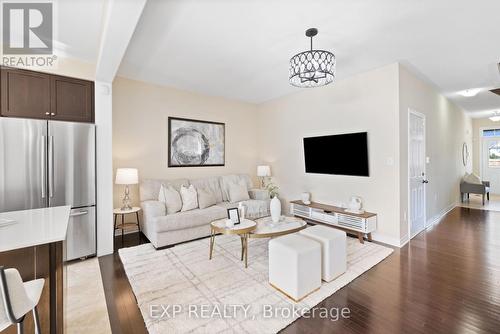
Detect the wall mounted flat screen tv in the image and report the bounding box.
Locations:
[303,132,369,176]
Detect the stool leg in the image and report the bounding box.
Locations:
[17,320,24,334]
[33,306,41,334]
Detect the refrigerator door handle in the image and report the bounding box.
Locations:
[70,210,89,217]
[48,135,54,198]
[41,135,47,198]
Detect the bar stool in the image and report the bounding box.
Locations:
[0,266,44,334]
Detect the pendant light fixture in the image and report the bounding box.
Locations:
[289,28,336,88]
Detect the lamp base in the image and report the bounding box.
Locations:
[120,204,133,211]
[121,185,132,211]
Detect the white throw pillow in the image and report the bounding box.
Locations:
[228,180,250,203]
[158,184,182,214]
[464,173,482,185]
[197,187,217,209]
[180,185,198,211]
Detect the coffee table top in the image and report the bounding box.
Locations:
[250,216,307,238]
[210,219,256,235]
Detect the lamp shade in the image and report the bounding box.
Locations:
[257,165,271,177]
[115,168,139,185]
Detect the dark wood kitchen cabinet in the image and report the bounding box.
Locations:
[0,67,51,119]
[50,75,94,122]
[0,66,94,123]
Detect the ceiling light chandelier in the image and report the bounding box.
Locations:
[289,28,335,88]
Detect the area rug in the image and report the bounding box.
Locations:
[119,235,393,334]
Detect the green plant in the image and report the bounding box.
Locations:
[265,180,279,198]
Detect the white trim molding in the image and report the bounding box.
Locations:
[371,232,402,248]
[426,202,457,228]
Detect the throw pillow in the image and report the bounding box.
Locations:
[228,180,250,203]
[197,187,217,209]
[180,185,198,211]
[158,184,182,214]
[464,173,482,185]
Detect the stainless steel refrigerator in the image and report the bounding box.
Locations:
[0,117,96,261]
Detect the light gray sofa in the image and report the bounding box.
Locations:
[139,174,270,248]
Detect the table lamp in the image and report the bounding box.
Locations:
[115,168,139,210]
[257,165,271,188]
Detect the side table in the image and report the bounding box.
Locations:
[113,207,141,247]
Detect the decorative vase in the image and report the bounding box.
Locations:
[270,196,281,223]
[301,192,311,205]
[238,202,246,220]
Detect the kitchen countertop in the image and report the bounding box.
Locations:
[0,205,71,252]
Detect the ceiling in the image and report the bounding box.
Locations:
[118,0,500,117]
[53,0,106,62]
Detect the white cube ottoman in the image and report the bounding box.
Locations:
[299,225,347,282]
[268,233,321,302]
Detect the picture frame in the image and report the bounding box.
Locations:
[168,117,225,167]
[227,208,240,225]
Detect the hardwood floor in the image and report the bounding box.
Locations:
[98,233,148,334]
[99,208,500,333]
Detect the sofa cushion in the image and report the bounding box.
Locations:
[228,180,250,203]
[180,185,198,211]
[220,174,253,202]
[197,187,217,209]
[189,177,224,203]
[140,178,189,202]
[241,199,270,219]
[153,206,227,232]
[216,200,269,219]
[158,184,182,214]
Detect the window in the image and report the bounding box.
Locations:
[488,141,500,167]
[482,129,500,137]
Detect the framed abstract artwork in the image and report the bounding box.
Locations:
[168,117,225,167]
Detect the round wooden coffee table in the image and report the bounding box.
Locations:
[209,219,256,268]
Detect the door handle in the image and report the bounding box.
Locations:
[70,211,88,217]
[422,179,429,184]
[41,136,46,198]
[48,136,54,198]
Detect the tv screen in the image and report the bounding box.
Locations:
[303,132,369,176]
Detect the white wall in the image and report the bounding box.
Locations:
[95,82,114,256]
[111,62,472,247]
[112,77,260,209]
[256,64,401,245]
[398,64,472,244]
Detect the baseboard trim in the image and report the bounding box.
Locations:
[370,232,401,248]
[399,234,409,247]
[426,202,457,228]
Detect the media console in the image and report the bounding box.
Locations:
[290,200,377,243]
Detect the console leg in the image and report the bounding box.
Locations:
[367,233,373,242]
[357,233,364,244]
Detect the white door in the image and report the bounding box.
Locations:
[409,111,427,238]
[481,135,500,194]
